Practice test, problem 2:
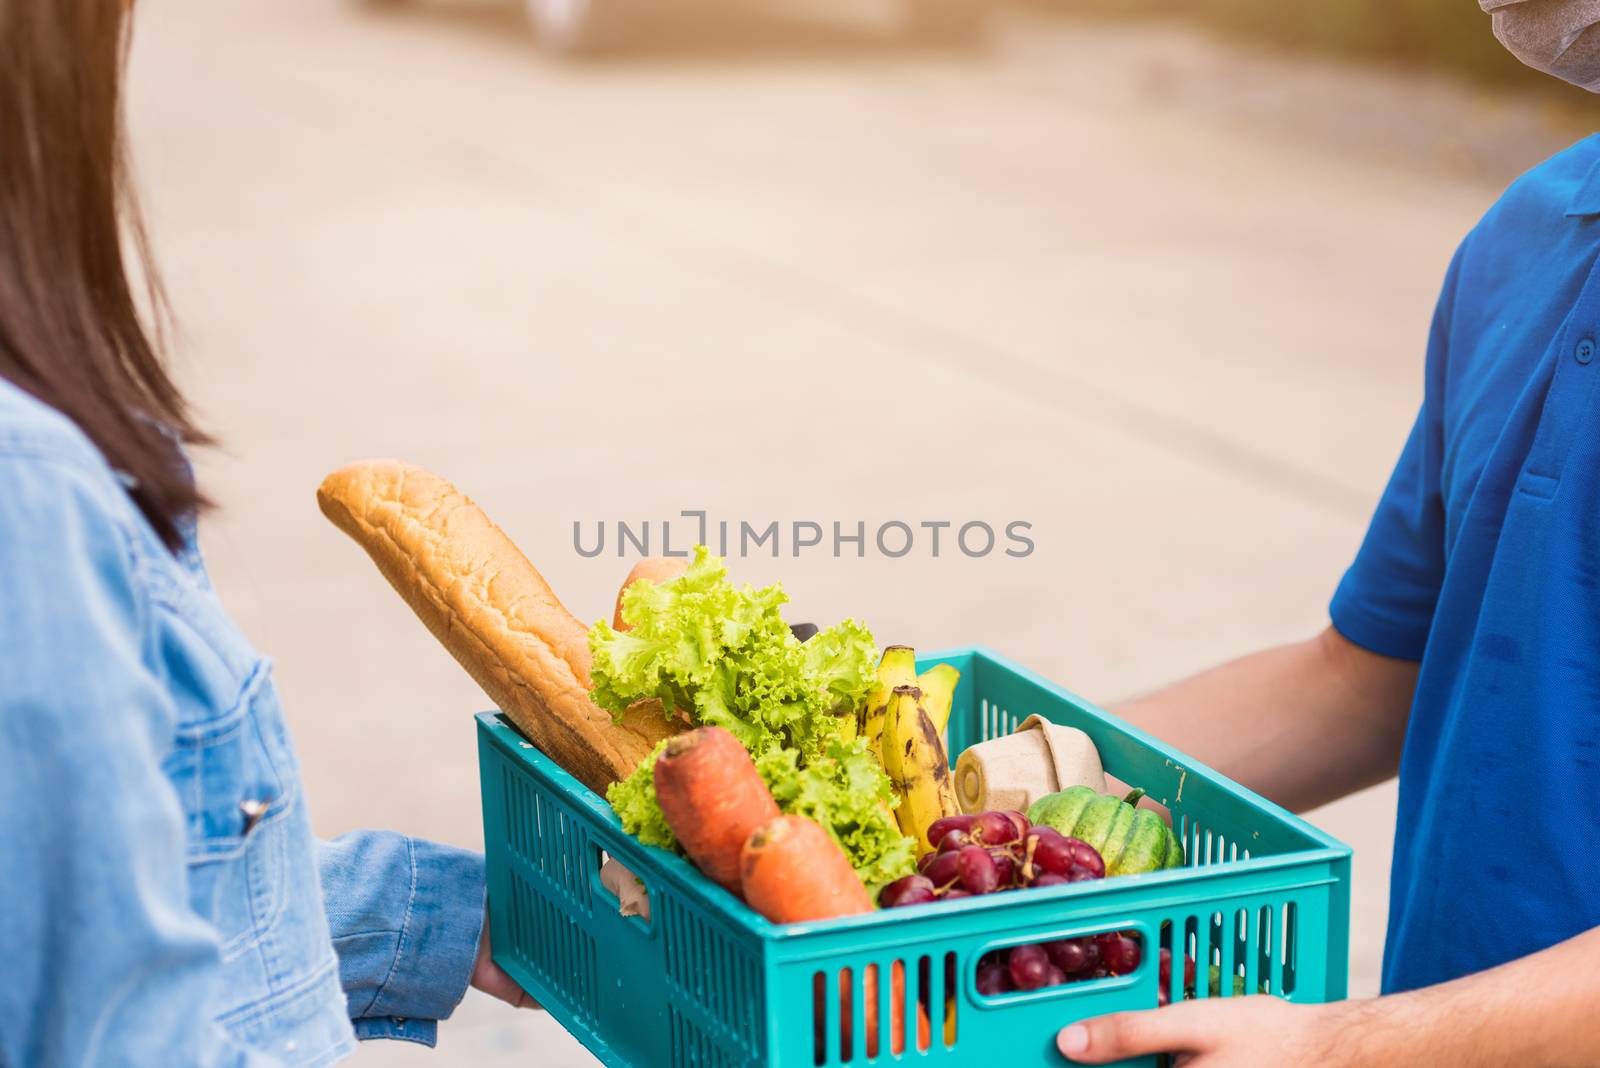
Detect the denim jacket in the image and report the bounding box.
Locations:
[0,379,485,1067]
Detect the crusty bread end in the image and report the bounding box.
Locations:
[317,460,680,794]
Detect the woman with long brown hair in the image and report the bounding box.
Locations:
[0,5,531,1065]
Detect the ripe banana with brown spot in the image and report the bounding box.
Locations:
[863,645,917,760]
[884,685,959,846]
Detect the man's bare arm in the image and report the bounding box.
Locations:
[1114,625,1418,812]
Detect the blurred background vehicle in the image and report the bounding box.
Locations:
[128,0,1593,1063]
[374,0,992,54]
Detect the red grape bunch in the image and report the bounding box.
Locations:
[874,810,1149,998]
[976,932,1143,996]
[1155,947,1198,1006]
[878,810,1110,908]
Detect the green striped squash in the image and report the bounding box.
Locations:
[1027,786,1184,876]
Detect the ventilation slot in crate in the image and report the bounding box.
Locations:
[669,1006,738,1068]
[661,897,763,1063]
[810,952,957,1064]
[1160,900,1300,1006]
[501,766,593,913]
[978,699,1020,741]
[1176,815,1254,869]
[505,869,599,1025]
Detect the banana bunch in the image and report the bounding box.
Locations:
[861,646,961,848]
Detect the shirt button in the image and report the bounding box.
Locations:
[1577,338,1596,365]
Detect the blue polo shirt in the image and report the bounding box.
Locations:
[1331,135,1600,994]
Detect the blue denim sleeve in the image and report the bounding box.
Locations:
[316,831,486,1046]
[0,456,287,1068]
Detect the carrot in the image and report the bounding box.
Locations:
[827,963,930,1058]
[653,727,780,895]
[739,814,872,923]
[613,556,690,631]
[744,817,921,1055]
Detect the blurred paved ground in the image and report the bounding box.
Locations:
[126,1,1575,1063]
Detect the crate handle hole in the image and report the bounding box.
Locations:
[593,849,652,929]
[974,927,1148,1002]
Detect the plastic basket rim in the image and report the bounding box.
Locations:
[949,645,1347,854]
[477,643,1350,944]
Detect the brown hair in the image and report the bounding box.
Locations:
[0,1,209,549]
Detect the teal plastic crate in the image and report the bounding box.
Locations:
[477,647,1351,1068]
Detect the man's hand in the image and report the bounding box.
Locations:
[1059,925,1600,1068]
[1056,996,1342,1066]
[471,922,540,1009]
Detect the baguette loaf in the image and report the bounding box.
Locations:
[317,460,680,794]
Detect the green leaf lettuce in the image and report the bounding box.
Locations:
[595,547,911,887]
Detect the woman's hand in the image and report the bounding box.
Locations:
[1057,996,1344,1066]
[471,922,540,1009]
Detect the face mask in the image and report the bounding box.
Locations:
[1483,0,1600,91]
